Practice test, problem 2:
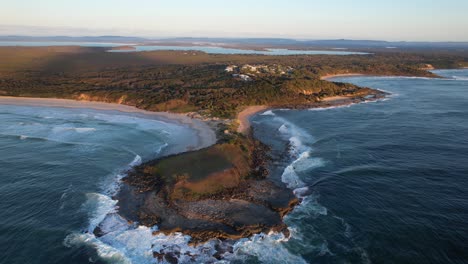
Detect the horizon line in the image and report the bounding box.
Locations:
[1,35,468,44]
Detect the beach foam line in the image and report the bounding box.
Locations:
[0,96,216,151]
[52,126,96,133]
[260,110,276,116]
[0,132,105,146]
[452,76,468,81]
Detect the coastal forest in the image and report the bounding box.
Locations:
[1,46,467,118]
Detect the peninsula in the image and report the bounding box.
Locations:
[1,45,466,247]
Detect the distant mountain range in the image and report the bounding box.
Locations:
[2,35,468,49]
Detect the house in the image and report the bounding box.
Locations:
[225,65,238,72]
[233,74,253,81]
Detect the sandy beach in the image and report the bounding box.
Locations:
[320,73,364,80]
[0,96,217,150]
[236,105,269,134]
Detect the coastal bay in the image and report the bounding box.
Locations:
[1,43,467,263]
[0,96,216,152]
[0,84,385,260]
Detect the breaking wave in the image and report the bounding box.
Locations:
[63,105,349,263]
[102,154,143,197]
[275,116,325,193]
[52,127,97,133]
[451,76,468,81]
[64,119,312,264]
[260,110,276,116]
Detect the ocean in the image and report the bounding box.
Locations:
[251,69,468,263]
[0,106,198,263]
[1,69,467,263]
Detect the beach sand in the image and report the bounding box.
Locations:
[320,73,364,80]
[236,105,269,134]
[0,96,217,150]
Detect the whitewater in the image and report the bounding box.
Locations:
[2,69,468,263]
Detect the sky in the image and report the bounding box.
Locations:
[1,0,468,41]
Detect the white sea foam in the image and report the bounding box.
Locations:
[65,112,315,263]
[452,76,468,81]
[68,146,312,264]
[83,193,118,233]
[282,163,306,190]
[64,233,132,264]
[260,110,276,116]
[293,187,310,199]
[75,127,97,133]
[265,114,343,262]
[278,124,289,134]
[281,153,325,189]
[52,126,96,133]
[154,143,168,155]
[307,95,390,111]
[308,104,352,111]
[356,76,439,80]
[103,154,142,197]
[99,226,157,264]
[93,113,171,131]
[97,214,131,235]
[274,117,327,195]
[227,232,308,264]
[128,155,142,167]
[291,195,328,218]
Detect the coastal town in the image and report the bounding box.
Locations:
[226,64,295,81]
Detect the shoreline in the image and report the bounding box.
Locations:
[237,105,269,134]
[0,96,217,151]
[1,91,387,244]
[320,73,365,80]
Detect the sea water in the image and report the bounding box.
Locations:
[1,69,468,263]
[251,69,468,263]
[0,106,197,263]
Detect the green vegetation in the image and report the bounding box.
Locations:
[128,131,263,201]
[1,46,467,117]
[7,45,460,242]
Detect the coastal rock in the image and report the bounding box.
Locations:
[115,134,298,243]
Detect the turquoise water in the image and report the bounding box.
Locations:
[1,69,468,263]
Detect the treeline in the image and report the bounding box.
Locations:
[0,64,372,117]
[1,47,467,117]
